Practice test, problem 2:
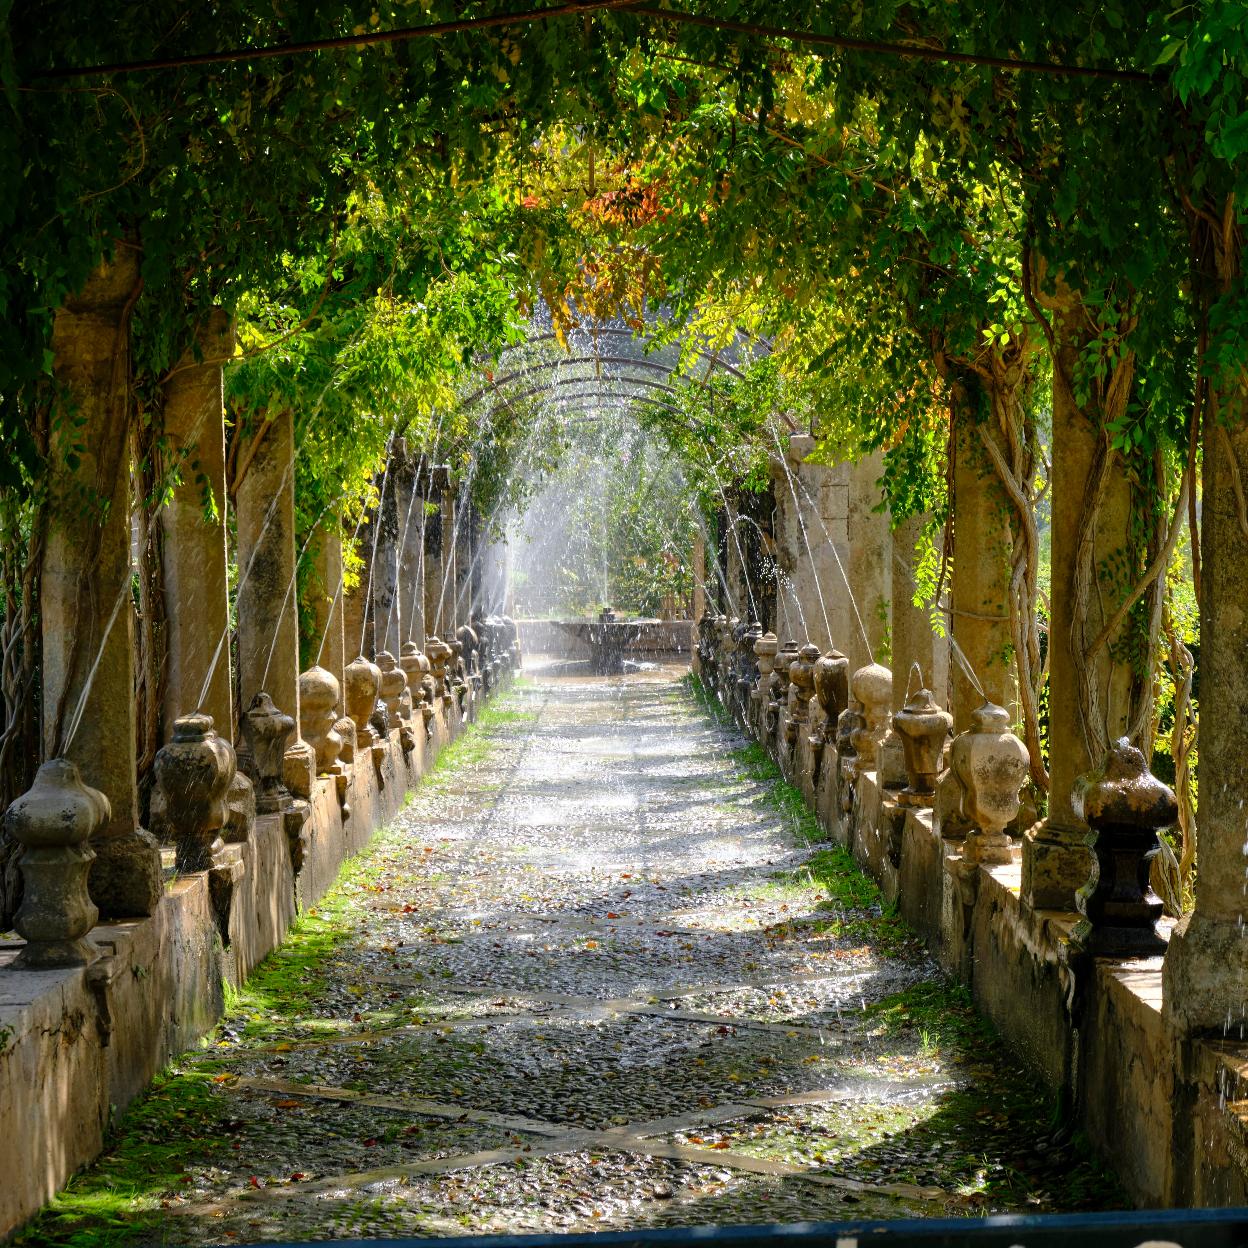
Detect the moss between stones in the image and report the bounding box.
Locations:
[14,695,515,1248]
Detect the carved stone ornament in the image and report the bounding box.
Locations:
[344,655,383,749]
[376,650,409,723]
[891,664,953,808]
[399,643,431,707]
[1072,737,1177,958]
[298,665,344,775]
[335,715,357,764]
[772,639,801,724]
[836,698,864,761]
[425,636,454,699]
[154,712,237,874]
[5,758,108,969]
[785,643,820,745]
[225,772,256,843]
[754,632,779,682]
[812,647,850,744]
[848,663,893,772]
[241,692,295,815]
[400,642,435,739]
[950,702,1030,864]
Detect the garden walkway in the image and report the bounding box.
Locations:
[23,665,1119,1245]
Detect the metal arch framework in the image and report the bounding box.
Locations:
[494,326,752,381]
[473,380,701,437]
[456,354,717,414]
[459,341,798,434]
[475,370,682,413]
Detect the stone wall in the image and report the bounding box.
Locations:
[517,618,693,658]
[694,628,1248,1210]
[0,686,490,1239]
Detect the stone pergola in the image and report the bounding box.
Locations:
[7,271,1248,1232]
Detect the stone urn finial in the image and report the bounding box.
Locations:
[892,665,953,808]
[750,631,777,737]
[1072,737,1177,957]
[772,638,800,704]
[5,759,108,969]
[425,635,453,699]
[344,655,382,749]
[241,693,296,815]
[848,662,893,772]
[400,642,435,738]
[754,631,779,680]
[949,702,1030,864]
[813,647,850,743]
[399,643,430,707]
[298,666,344,776]
[785,643,820,745]
[376,651,415,749]
[836,698,865,761]
[154,712,237,873]
[736,621,763,718]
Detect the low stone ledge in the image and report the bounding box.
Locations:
[0,679,494,1239]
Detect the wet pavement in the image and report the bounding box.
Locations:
[22,663,1122,1245]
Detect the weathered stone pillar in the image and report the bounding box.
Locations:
[308,521,346,687]
[234,408,314,794]
[847,450,891,672]
[890,515,936,715]
[42,245,163,918]
[161,310,235,739]
[455,493,476,625]
[397,460,427,648]
[442,485,459,632]
[342,522,371,661]
[772,435,851,653]
[372,461,403,656]
[422,470,449,640]
[692,532,707,624]
[950,408,1017,732]
[1021,323,1133,912]
[1165,409,1248,1032]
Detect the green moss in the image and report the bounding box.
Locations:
[864,979,996,1056]
[13,1067,234,1248]
[16,688,524,1248]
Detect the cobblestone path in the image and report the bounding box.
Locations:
[24,666,1120,1246]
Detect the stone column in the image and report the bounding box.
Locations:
[397,460,427,648]
[160,309,234,739]
[342,520,371,661]
[372,462,403,656]
[723,499,748,621]
[1165,407,1248,1032]
[442,486,459,632]
[234,408,314,791]
[847,450,891,671]
[950,409,1017,732]
[772,435,851,652]
[308,521,346,687]
[1021,328,1133,912]
[692,533,706,623]
[42,245,163,917]
[455,494,476,624]
[422,476,447,639]
[890,515,936,715]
